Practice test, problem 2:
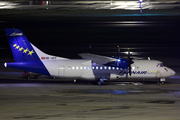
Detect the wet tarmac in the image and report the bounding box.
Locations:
[0,83,180,120]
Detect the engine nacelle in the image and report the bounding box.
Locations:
[110,74,121,80]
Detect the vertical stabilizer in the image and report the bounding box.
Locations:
[5,28,40,62]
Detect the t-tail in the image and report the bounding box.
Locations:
[4,28,68,76]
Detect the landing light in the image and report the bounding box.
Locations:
[132,66,135,70]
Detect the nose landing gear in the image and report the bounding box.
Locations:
[158,78,165,85]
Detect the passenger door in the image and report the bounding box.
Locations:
[58,66,64,76]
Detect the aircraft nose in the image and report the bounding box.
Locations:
[171,70,176,76]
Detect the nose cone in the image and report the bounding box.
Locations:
[160,67,176,78]
[171,70,176,76]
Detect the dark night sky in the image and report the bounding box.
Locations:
[0,10,180,65]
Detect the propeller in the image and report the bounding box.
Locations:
[116,46,134,76]
[127,48,134,76]
[128,48,131,76]
[117,45,120,66]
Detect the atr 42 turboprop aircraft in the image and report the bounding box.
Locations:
[4,28,175,85]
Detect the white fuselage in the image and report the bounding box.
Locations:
[42,59,175,81]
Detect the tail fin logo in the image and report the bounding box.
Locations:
[13,43,34,56]
[27,50,34,55]
[10,32,23,36]
[23,48,29,53]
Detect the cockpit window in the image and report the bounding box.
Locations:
[157,63,164,67]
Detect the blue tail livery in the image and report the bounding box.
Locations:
[5,28,175,85]
[5,28,40,62]
[5,28,52,75]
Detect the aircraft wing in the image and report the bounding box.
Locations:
[79,53,117,65]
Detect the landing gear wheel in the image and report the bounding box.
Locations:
[97,81,102,86]
[157,78,165,85]
[161,81,164,85]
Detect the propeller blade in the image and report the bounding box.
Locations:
[128,48,132,76]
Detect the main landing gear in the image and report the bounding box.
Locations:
[91,80,103,86]
[91,79,108,86]
[23,71,40,79]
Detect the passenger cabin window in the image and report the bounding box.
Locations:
[157,63,164,67]
[70,65,128,71]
